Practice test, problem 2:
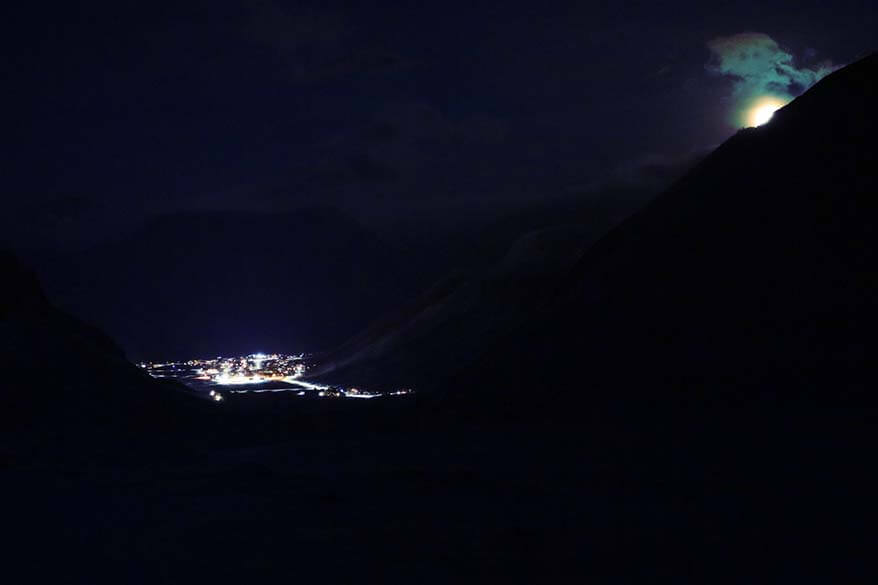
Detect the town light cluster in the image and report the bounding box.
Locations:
[140,352,414,402]
[141,353,307,385]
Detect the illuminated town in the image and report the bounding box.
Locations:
[140,353,413,403]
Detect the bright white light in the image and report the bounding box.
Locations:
[752,105,776,126]
[745,97,787,127]
[213,393,224,402]
[251,353,267,370]
[215,373,266,385]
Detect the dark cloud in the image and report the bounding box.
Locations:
[245,1,343,53]
[574,149,710,194]
[347,153,401,184]
[275,102,512,201]
[244,0,408,82]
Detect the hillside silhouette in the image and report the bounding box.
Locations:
[0,250,210,458]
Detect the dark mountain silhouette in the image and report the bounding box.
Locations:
[319,53,877,415]
[28,206,431,359]
[309,185,666,385]
[310,224,597,386]
[0,250,210,458]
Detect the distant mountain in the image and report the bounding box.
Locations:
[310,224,597,386]
[28,206,431,359]
[309,186,664,387]
[320,53,878,414]
[0,250,208,457]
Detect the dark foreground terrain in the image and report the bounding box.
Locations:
[4,408,876,583]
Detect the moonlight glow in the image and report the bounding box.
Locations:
[744,97,788,127]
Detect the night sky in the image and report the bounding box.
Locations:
[8,0,874,247]
[4,1,875,358]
